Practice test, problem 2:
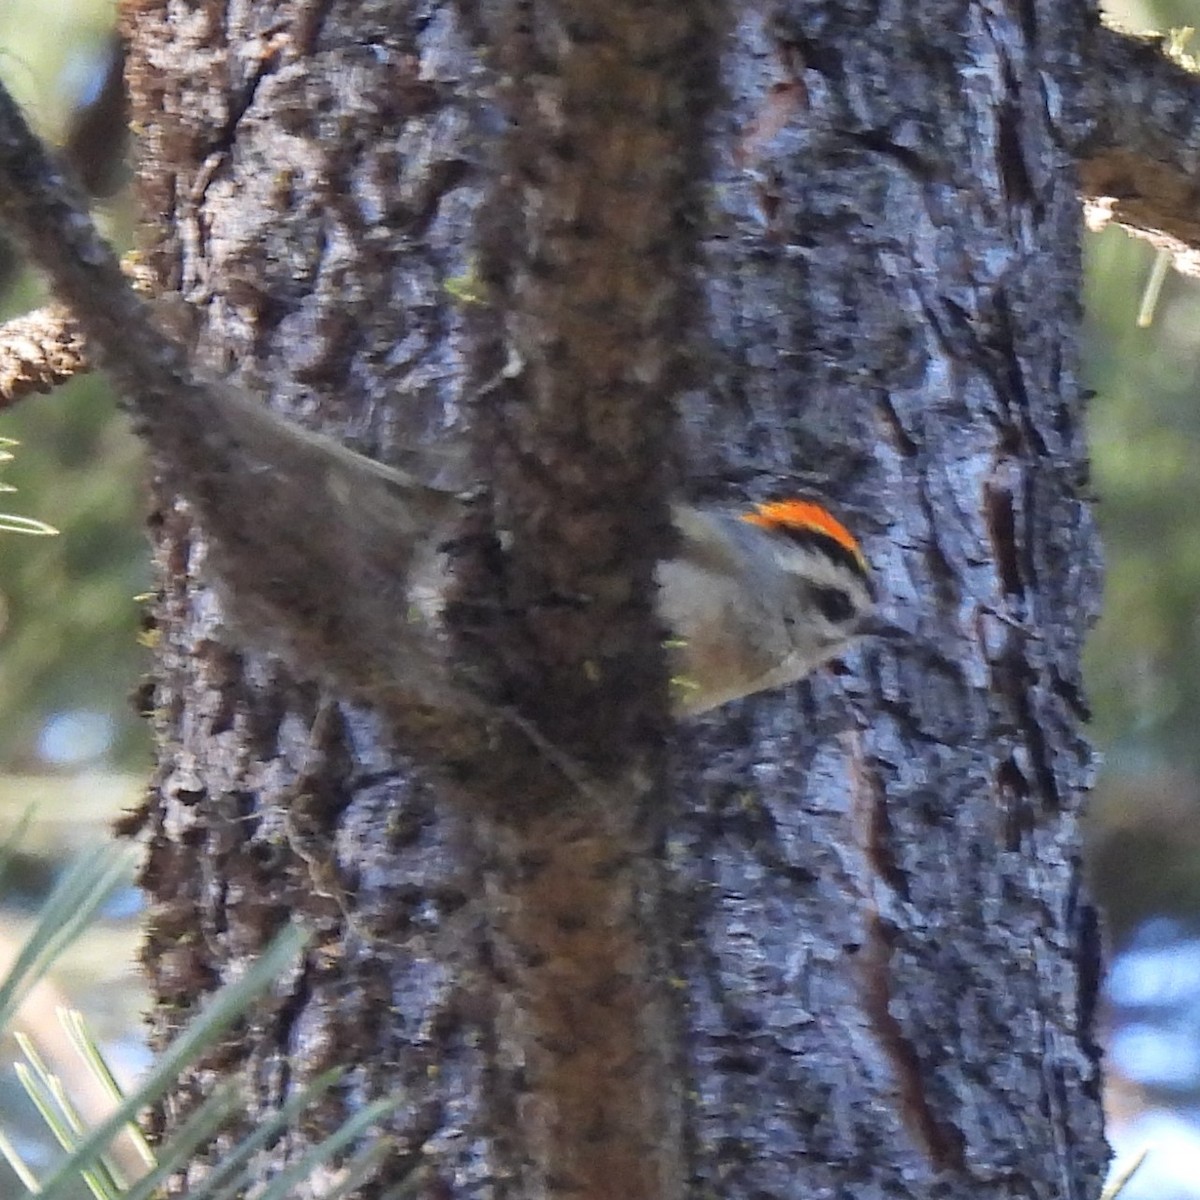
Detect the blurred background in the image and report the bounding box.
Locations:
[1,0,1199,1193]
[0,1,147,1192]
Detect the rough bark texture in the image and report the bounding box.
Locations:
[122,2,498,1194]
[109,0,1108,1198]
[668,3,1107,1195]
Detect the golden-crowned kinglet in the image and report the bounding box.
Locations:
[179,388,897,717]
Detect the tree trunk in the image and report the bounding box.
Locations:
[118,0,1108,1197]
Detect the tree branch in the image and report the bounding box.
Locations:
[0,85,197,404]
[1083,24,1200,273]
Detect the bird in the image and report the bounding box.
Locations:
[152,385,898,717]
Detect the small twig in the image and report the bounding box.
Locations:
[495,703,615,807]
[0,75,204,424]
[0,304,91,409]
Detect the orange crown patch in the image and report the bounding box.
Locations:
[741,499,868,574]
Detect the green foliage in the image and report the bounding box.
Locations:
[0,841,131,1035]
[0,841,402,1200]
[0,438,57,536]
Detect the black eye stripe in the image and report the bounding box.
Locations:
[811,584,855,624]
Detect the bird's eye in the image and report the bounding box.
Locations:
[811,585,854,624]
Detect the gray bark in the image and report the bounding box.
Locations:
[670,6,1106,1193]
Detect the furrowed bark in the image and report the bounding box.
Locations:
[667,3,1107,1193]
[119,6,500,1192]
